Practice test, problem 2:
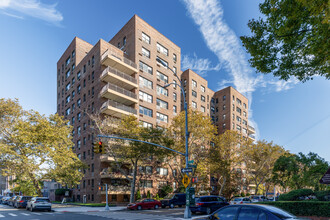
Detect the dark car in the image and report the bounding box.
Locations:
[0,196,3,204]
[14,196,33,208]
[8,196,18,206]
[190,195,229,215]
[194,204,302,220]
[127,198,161,210]
[161,193,186,208]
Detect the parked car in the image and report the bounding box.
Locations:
[229,197,252,205]
[14,196,33,208]
[194,204,302,220]
[0,196,3,204]
[127,198,161,210]
[250,195,266,203]
[1,196,11,205]
[190,195,229,215]
[8,196,18,206]
[161,193,186,208]
[26,197,52,212]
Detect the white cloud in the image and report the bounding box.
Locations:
[182,53,221,76]
[0,0,63,25]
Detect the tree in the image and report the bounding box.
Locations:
[209,130,245,197]
[168,109,217,194]
[242,140,287,195]
[0,98,85,196]
[92,114,173,203]
[240,0,329,82]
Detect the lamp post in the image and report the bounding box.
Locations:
[157,58,191,218]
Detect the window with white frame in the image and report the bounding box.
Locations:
[157,167,168,175]
[192,90,197,97]
[192,101,197,108]
[66,108,70,116]
[156,56,168,67]
[201,95,205,102]
[201,85,205,93]
[140,121,152,128]
[66,83,71,91]
[156,71,168,83]
[139,91,153,103]
[66,70,70,79]
[142,47,150,58]
[173,105,177,113]
[173,53,177,62]
[156,112,168,123]
[139,76,153,89]
[157,99,168,109]
[173,80,177,89]
[173,92,177,101]
[192,79,197,87]
[66,57,70,66]
[66,95,70,103]
[139,61,152,74]
[201,106,205,112]
[157,85,168,96]
[139,106,153,117]
[237,125,241,131]
[142,32,150,44]
[157,43,168,56]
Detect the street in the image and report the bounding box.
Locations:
[0,204,207,220]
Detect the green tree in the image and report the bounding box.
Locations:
[92,115,173,203]
[209,130,245,197]
[168,109,217,194]
[0,98,85,196]
[240,0,329,81]
[242,140,287,195]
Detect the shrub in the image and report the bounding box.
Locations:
[55,189,67,196]
[136,190,141,200]
[240,192,246,197]
[314,190,330,201]
[278,189,314,201]
[147,190,151,198]
[158,185,173,198]
[260,201,330,217]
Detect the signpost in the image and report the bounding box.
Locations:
[182,174,190,188]
[181,168,193,173]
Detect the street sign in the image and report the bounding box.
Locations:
[181,168,193,173]
[319,168,330,184]
[182,174,190,188]
[188,160,194,164]
[188,164,197,168]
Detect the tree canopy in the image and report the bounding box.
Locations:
[240,0,329,82]
[0,98,85,196]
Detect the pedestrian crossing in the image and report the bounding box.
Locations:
[81,211,185,220]
[0,212,63,218]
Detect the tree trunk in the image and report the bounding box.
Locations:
[129,158,138,203]
[255,182,259,195]
[218,176,226,196]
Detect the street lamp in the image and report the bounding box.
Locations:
[157,57,191,218]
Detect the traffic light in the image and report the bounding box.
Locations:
[93,141,104,154]
[191,177,198,183]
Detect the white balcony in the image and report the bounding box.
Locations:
[101,49,137,75]
[100,100,137,118]
[100,83,137,105]
[100,67,137,90]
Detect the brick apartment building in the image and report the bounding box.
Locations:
[57,15,255,203]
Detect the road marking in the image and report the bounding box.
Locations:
[0,214,4,218]
[32,212,42,215]
[21,213,30,216]
[8,213,18,216]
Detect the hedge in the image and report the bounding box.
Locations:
[260,201,330,217]
[278,189,314,201]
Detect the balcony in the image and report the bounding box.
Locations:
[100,83,137,105]
[248,134,256,141]
[100,67,137,90]
[100,100,137,118]
[100,185,131,195]
[248,125,255,134]
[100,155,115,162]
[100,168,132,179]
[101,49,137,75]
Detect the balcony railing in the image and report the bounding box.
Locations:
[101,83,137,99]
[101,100,137,115]
[249,134,256,139]
[101,66,137,84]
[101,49,137,69]
[248,125,255,132]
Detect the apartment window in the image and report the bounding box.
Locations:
[192,101,197,108]
[66,70,70,79]
[72,63,75,71]
[77,140,81,149]
[83,152,86,160]
[83,94,86,102]
[77,126,81,136]
[123,36,126,46]
[211,98,215,103]
[139,91,153,103]
[243,103,247,109]
[201,95,205,102]
[237,125,241,131]
[72,77,75,85]
[117,42,120,48]
[173,80,177,89]
[141,121,152,128]
[223,95,226,101]
[232,123,235,129]
[233,114,235,120]
[243,120,247,125]
[66,83,71,91]
[83,65,86,73]
[142,47,150,58]
[72,116,75,125]
[77,99,81,108]
[72,50,75,58]
[156,56,168,67]
[223,123,226,129]
[140,180,153,188]
[211,106,215,113]
[139,76,153,89]
[216,98,218,103]
[83,79,86,88]
[66,57,70,66]
[66,95,70,104]
[146,166,152,174]
[243,111,247,117]
[232,104,235,111]
[156,99,168,110]
[201,85,205,93]
[237,98,242,106]
[157,43,168,56]
[236,116,242,122]
[91,87,94,96]
[173,105,177,113]
[142,32,150,44]
[173,92,177,101]
[243,128,247,134]
[92,56,95,66]
[77,112,81,121]
[65,108,70,116]
[173,66,177,74]
[223,105,226,110]
[139,61,153,74]
[157,85,168,96]
[201,106,205,112]
[173,53,177,62]
[77,71,81,80]
[139,106,153,117]
[223,114,226,120]
[156,71,168,83]
[156,112,168,123]
[92,71,94,80]
[157,168,168,176]
[192,80,197,87]
[192,90,197,97]
[216,107,219,112]
[236,107,242,114]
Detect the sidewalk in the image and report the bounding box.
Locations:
[53,205,127,213]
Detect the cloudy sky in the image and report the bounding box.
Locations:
[1,0,329,161]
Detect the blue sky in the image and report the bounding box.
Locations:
[1,0,329,162]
